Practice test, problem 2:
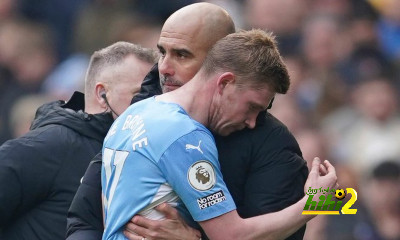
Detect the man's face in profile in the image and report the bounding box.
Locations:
[210,82,274,136]
[156,23,210,93]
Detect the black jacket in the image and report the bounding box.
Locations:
[0,92,114,240]
[67,65,308,239]
[214,111,308,239]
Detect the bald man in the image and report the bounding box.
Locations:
[102,28,336,240]
[156,2,235,93]
[67,3,309,240]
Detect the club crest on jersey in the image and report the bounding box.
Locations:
[187,160,216,191]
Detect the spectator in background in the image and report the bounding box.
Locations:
[374,0,400,62]
[268,96,307,135]
[0,42,157,240]
[362,161,400,240]
[106,15,161,50]
[8,94,52,138]
[243,0,306,55]
[0,18,57,145]
[40,53,89,100]
[295,128,328,169]
[72,0,195,56]
[17,0,91,61]
[324,161,400,240]
[45,2,164,102]
[299,14,349,118]
[334,77,400,180]
[0,0,15,22]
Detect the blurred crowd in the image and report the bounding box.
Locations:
[1,0,400,239]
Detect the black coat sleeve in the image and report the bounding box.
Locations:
[216,113,309,240]
[0,127,64,227]
[244,125,308,240]
[66,153,103,240]
[242,126,308,216]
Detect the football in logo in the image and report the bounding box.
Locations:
[188,161,216,191]
[335,189,346,200]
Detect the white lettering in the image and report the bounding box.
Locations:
[131,123,145,142]
[132,137,148,151]
[207,192,223,201]
[197,198,207,205]
[122,115,147,146]
[122,115,144,131]
[122,115,133,130]
[197,191,226,209]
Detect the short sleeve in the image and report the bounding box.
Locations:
[158,130,236,222]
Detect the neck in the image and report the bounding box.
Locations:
[156,77,214,127]
[85,99,106,115]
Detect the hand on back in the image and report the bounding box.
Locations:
[124,203,201,240]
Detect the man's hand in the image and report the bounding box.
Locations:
[304,157,338,197]
[124,203,201,240]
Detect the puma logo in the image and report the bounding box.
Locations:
[185,140,203,154]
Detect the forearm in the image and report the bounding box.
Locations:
[201,196,313,240]
[242,196,313,240]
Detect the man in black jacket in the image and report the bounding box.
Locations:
[67,3,308,240]
[0,42,157,240]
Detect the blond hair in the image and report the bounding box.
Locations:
[84,41,158,96]
[201,29,290,93]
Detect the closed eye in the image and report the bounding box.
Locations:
[175,49,193,59]
[249,103,265,113]
[157,45,166,57]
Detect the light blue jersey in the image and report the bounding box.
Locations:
[101,97,236,240]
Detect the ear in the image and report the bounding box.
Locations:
[216,72,235,95]
[95,83,107,108]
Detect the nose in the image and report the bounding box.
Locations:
[245,116,257,129]
[158,55,175,77]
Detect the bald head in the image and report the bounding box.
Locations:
[163,2,235,50]
[157,3,235,92]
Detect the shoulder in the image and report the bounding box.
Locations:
[0,126,75,176]
[106,99,213,157]
[220,112,298,149]
[252,112,298,147]
[122,98,211,143]
[1,125,70,153]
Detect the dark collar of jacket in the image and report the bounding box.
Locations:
[30,92,114,142]
[131,64,162,105]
